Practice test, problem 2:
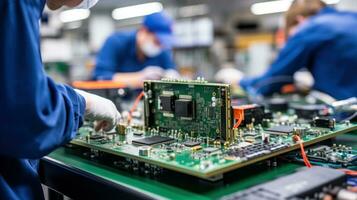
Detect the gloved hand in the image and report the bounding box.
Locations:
[293,70,314,90]
[164,69,181,79]
[214,68,244,85]
[140,66,164,81]
[75,89,121,132]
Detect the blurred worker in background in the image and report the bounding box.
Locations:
[0,0,120,199]
[92,12,179,85]
[238,0,357,100]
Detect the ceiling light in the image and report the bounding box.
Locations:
[324,0,341,4]
[251,0,341,15]
[64,21,83,30]
[112,2,163,20]
[178,4,209,18]
[251,0,293,15]
[59,9,90,23]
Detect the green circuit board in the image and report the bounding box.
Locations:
[287,143,357,169]
[143,80,232,140]
[68,80,357,180]
[69,119,356,180]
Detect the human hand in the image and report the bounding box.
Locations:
[140,66,165,80]
[75,89,121,131]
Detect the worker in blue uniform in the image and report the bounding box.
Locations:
[0,0,121,199]
[239,0,357,100]
[92,12,179,85]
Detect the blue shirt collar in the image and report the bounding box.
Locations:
[318,7,336,15]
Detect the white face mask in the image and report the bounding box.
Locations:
[74,0,99,9]
[141,41,162,58]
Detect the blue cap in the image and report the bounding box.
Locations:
[143,12,174,49]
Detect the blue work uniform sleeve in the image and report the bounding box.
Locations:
[0,0,86,159]
[240,21,333,96]
[93,35,123,80]
[159,50,176,70]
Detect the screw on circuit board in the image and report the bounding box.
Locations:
[345,120,350,126]
[266,160,271,167]
[272,158,277,167]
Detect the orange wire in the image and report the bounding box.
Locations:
[127,91,145,124]
[293,136,355,173]
[232,106,244,129]
[233,112,243,129]
[294,135,312,168]
[339,169,357,176]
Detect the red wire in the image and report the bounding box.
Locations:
[127,91,144,124]
[294,135,312,168]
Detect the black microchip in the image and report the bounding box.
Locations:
[203,147,219,153]
[183,141,201,147]
[267,98,289,112]
[175,99,194,118]
[133,132,143,136]
[160,95,174,112]
[266,125,294,134]
[312,117,335,129]
[264,111,273,119]
[89,135,105,140]
[132,136,174,146]
[290,104,327,119]
[105,131,116,135]
[242,104,265,125]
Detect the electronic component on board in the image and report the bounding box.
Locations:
[116,123,127,135]
[175,99,194,119]
[267,97,289,112]
[232,104,265,126]
[312,117,335,129]
[183,141,201,147]
[89,135,105,140]
[144,80,232,140]
[132,136,174,146]
[203,147,220,154]
[266,125,295,135]
[138,146,151,156]
[288,144,356,168]
[159,94,175,113]
[290,104,329,119]
[292,127,307,137]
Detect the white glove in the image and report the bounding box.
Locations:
[294,70,314,90]
[215,68,244,85]
[164,69,181,79]
[75,89,121,132]
[140,66,164,80]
